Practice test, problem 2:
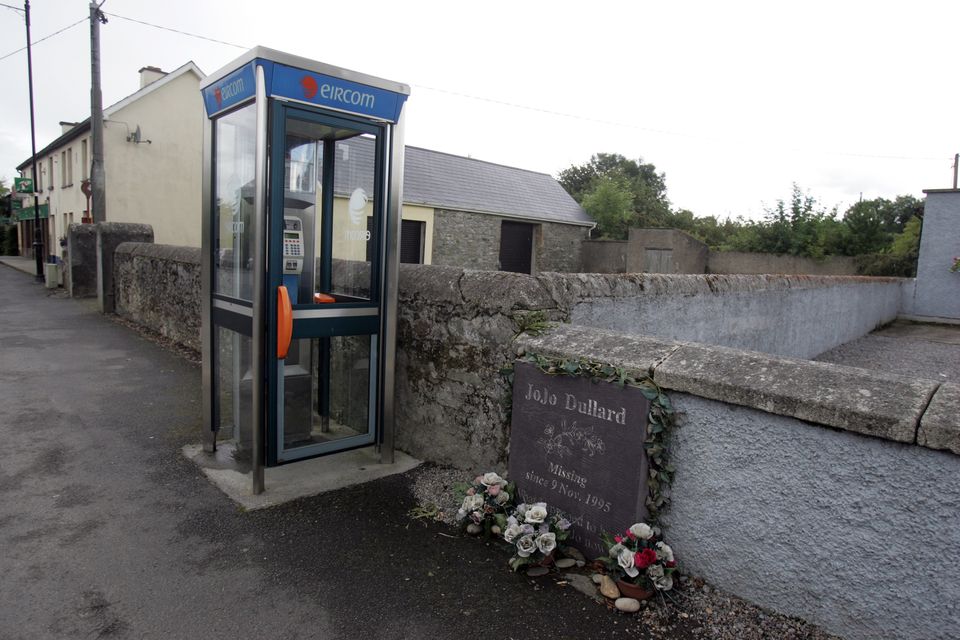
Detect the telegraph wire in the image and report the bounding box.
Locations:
[0,16,86,62]
[102,12,246,50]
[0,9,949,165]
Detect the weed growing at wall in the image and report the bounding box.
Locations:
[517,353,676,523]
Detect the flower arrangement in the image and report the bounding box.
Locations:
[503,502,572,571]
[455,472,516,535]
[598,522,677,592]
[950,256,960,273]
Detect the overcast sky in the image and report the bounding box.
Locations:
[1,0,957,221]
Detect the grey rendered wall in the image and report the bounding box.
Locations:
[581,240,628,273]
[67,223,98,298]
[662,393,960,640]
[707,251,858,276]
[431,208,586,273]
[626,228,709,274]
[912,190,960,319]
[568,274,902,359]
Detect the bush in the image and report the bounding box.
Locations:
[855,251,917,277]
[0,224,18,255]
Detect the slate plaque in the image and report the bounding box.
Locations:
[508,362,650,559]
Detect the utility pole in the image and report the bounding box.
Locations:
[953,153,958,190]
[24,0,43,281]
[89,1,107,224]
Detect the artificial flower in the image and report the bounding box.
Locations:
[635,548,658,569]
[481,472,505,487]
[516,535,537,558]
[536,532,557,555]
[524,503,548,524]
[618,547,639,578]
[629,523,654,540]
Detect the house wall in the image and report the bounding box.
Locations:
[105,71,204,248]
[581,240,628,273]
[431,208,587,273]
[909,190,960,319]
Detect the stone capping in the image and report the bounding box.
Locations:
[517,323,954,456]
[115,242,201,264]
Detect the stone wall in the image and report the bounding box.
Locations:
[517,324,958,640]
[113,243,202,352]
[67,223,98,298]
[431,208,587,273]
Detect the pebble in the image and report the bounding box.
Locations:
[615,597,641,613]
[598,575,620,599]
[563,547,586,562]
[591,574,604,585]
[555,558,577,569]
[527,566,550,577]
[465,523,482,535]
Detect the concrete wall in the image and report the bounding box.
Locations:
[581,240,628,273]
[66,223,98,298]
[911,190,960,319]
[431,208,587,273]
[561,273,902,359]
[518,324,958,640]
[708,251,859,276]
[582,228,859,276]
[626,228,709,274]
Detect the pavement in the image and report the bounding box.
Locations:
[0,263,676,640]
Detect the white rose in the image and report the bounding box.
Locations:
[608,543,625,558]
[481,472,505,487]
[503,523,523,543]
[618,547,639,578]
[654,574,673,591]
[515,503,528,516]
[524,503,548,524]
[646,564,664,580]
[535,532,556,555]
[461,494,484,513]
[495,491,510,505]
[516,535,537,558]
[655,542,674,563]
[629,523,654,540]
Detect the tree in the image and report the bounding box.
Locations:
[558,153,672,238]
[723,184,837,258]
[580,176,634,239]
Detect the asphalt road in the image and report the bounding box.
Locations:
[0,265,671,640]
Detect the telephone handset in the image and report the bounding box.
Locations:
[282,216,304,275]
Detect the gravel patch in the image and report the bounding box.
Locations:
[407,464,841,640]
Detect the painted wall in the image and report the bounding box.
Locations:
[567,274,902,359]
[104,70,205,247]
[910,190,960,319]
[663,393,960,640]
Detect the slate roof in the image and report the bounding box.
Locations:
[329,136,590,226]
[403,147,592,226]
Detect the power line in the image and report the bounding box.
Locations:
[103,11,246,49]
[0,9,948,166]
[0,2,24,12]
[0,16,85,62]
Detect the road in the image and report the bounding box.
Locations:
[0,264,652,640]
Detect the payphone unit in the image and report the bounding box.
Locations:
[200,47,409,494]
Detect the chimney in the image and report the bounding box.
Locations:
[138,66,166,88]
[59,121,79,134]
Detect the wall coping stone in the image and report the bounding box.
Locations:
[116,242,201,264]
[517,323,947,454]
[917,383,960,455]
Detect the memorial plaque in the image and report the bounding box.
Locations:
[508,362,650,559]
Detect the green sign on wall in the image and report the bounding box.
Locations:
[11,199,22,210]
[13,177,33,193]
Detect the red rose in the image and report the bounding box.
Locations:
[626,531,637,540]
[634,548,658,569]
[614,535,623,544]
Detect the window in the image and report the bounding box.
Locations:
[47,157,53,190]
[81,139,88,180]
[364,218,424,264]
[61,148,73,186]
